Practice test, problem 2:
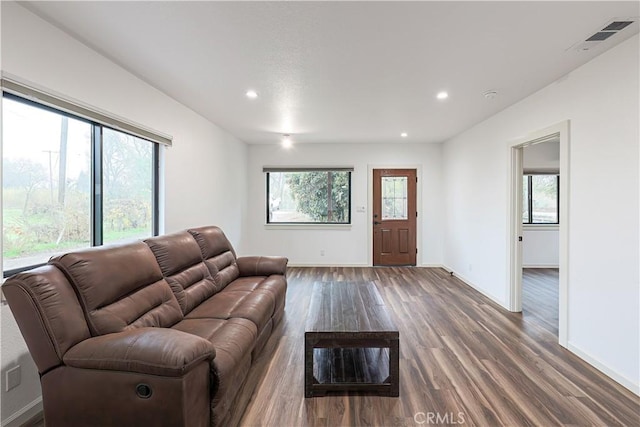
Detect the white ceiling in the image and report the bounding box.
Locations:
[22,1,639,145]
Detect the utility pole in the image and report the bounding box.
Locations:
[58,117,68,205]
[42,150,58,204]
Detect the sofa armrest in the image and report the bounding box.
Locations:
[237,256,288,277]
[63,327,215,377]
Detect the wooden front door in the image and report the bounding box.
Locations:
[373,169,417,266]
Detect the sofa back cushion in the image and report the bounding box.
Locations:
[50,241,183,336]
[188,226,239,291]
[145,231,217,315]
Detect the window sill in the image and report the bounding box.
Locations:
[264,223,352,230]
[523,224,559,231]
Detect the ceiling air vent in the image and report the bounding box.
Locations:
[585,31,616,41]
[569,17,638,52]
[601,21,634,31]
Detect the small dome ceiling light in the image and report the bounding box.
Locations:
[483,90,498,100]
[400,132,408,138]
[282,134,293,148]
[436,91,449,100]
[246,90,258,99]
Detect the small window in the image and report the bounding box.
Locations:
[266,169,351,224]
[523,174,559,224]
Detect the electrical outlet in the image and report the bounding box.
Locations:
[320,250,325,256]
[6,365,21,391]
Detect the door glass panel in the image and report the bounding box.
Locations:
[381,177,407,220]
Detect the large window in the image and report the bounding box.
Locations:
[2,94,159,275]
[523,174,559,224]
[266,168,352,224]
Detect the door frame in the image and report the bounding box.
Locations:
[368,165,421,266]
[507,120,570,348]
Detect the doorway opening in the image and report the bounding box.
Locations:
[509,121,569,347]
[522,140,560,336]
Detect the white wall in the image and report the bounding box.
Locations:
[522,226,559,268]
[443,36,639,392]
[523,139,559,172]
[0,2,248,424]
[245,143,443,267]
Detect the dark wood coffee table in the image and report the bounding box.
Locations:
[304,281,399,397]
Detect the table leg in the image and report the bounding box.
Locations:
[389,338,400,397]
[304,335,314,398]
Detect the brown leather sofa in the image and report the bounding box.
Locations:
[2,225,287,426]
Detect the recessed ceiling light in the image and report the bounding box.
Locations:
[400,132,408,138]
[282,134,293,148]
[436,91,449,100]
[246,90,258,99]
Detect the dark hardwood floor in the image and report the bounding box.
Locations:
[522,268,559,337]
[239,267,639,426]
[21,267,639,426]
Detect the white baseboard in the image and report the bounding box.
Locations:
[287,263,370,268]
[442,265,509,311]
[2,396,42,427]
[419,263,446,268]
[289,263,448,268]
[567,343,640,396]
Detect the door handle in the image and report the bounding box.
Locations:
[373,221,381,225]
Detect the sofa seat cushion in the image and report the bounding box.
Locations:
[220,277,263,293]
[185,290,275,333]
[172,318,256,422]
[222,276,287,315]
[172,318,256,352]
